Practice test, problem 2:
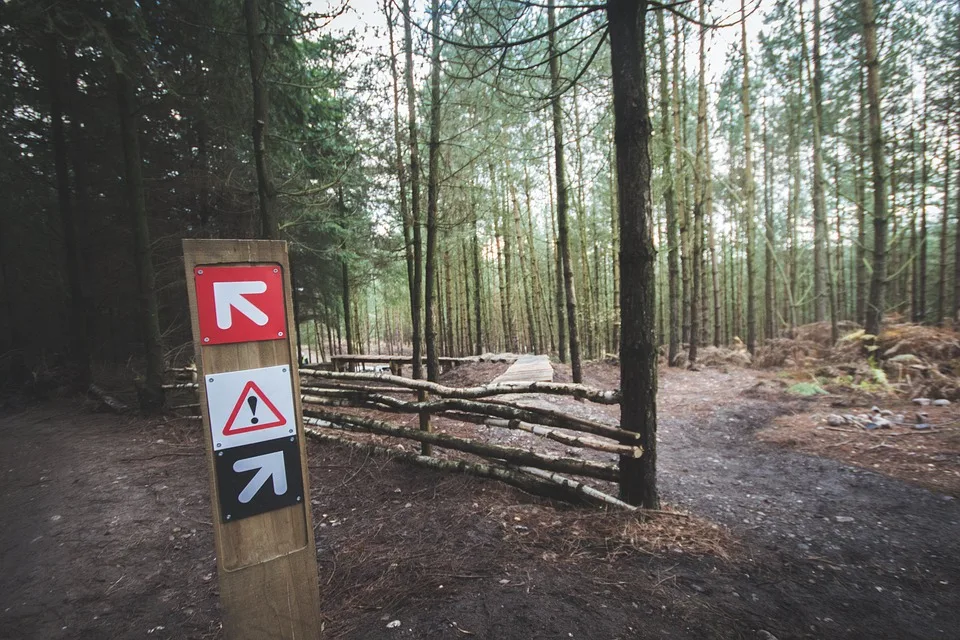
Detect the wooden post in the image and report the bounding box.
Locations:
[183,239,322,639]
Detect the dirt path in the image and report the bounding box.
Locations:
[2,367,959,639]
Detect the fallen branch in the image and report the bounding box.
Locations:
[87,384,130,413]
[516,466,636,511]
[304,408,620,482]
[303,428,589,504]
[300,370,620,404]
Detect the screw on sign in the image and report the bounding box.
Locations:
[194,265,287,345]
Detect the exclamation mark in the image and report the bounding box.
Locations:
[248,396,259,424]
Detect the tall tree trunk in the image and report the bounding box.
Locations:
[402,0,424,383]
[48,34,91,388]
[763,106,776,339]
[608,0,658,509]
[243,0,277,239]
[424,0,442,381]
[658,12,681,365]
[707,134,721,346]
[112,4,164,410]
[572,88,595,359]
[862,0,887,337]
[341,256,352,355]
[386,0,416,349]
[609,136,621,353]
[548,0,582,382]
[689,0,707,364]
[918,88,930,323]
[511,182,538,352]
[473,211,483,354]
[672,16,690,349]
[856,63,867,325]
[939,107,952,325]
[741,0,757,354]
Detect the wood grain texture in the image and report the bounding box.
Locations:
[183,239,322,639]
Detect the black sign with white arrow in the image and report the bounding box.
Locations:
[214,436,304,522]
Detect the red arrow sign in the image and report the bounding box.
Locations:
[195,265,286,345]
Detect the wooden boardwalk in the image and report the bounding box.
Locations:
[492,354,554,383]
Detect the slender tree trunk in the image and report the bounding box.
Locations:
[658,12,681,365]
[689,1,707,364]
[424,0,442,380]
[548,0,582,382]
[608,0,658,509]
[672,16,690,349]
[741,0,758,354]
[939,108,952,325]
[112,5,163,410]
[511,183,538,352]
[918,88,930,323]
[48,34,91,388]
[856,64,867,325]
[862,0,888,337]
[243,0,277,239]
[473,211,483,354]
[609,136,621,353]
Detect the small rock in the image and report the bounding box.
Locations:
[933,399,951,407]
[913,398,932,406]
[880,409,893,416]
[826,414,845,426]
[835,516,855,523]
[386,620,401,629]
[870,406,881,414]
[864,422,879,430]
[873,417,892,429]
[914,423,932,431]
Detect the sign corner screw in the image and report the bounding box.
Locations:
[203,337,210,343]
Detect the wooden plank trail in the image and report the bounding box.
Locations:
[493,354,554,383]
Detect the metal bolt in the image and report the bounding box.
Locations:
[217,451,223,457]
[282,368,287,373]
[290,436,295,442]
[296,496,301,502]
[197,269,204,275]
[288,429,294,434]
[278,331,284,337]
[203,337,210,343]
[208,377,214,382]
[225,514,231,520]
[273,268,279,274]
[216,443,222,448]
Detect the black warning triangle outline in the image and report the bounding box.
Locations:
[222,380,287,436]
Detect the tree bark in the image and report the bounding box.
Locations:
[112,3,164,410]
[862,0,888,337]
[548,0,582,382]
[658,12,681,365]
[608,0,659,508]
[741,0,757,354]
[938,109,951,325]
[243,0,277,239]
[47,34,91,388]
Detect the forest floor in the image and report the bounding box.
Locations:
[1,362,959,639]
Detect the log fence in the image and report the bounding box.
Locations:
[164,362,635,509]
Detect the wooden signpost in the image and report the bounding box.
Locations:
[183,239,322,639]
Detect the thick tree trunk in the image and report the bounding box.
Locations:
[862,0,888,337]
[48,34,91,388]
[658,12,681,365]
[243,0,277,239]
[113,5,164,411]
[608,0,658,508]
[548,0,582,382]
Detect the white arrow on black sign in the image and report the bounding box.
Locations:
[213,280,270,329]
[233,451,287,503]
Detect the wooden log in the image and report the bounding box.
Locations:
[303,427,587,504]
[162,382,198,390]
[456,415,642,458]
[87,384,130,413]
[517,466,637,511]
[300,383,416,395]
[301,391,638,443]
[304,408,620,482]
[300,370,620,404]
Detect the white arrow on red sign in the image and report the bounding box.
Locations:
[213,280,270,329]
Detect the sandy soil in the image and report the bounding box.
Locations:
[1,363,959,639]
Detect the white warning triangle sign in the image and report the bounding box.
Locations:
[224,381,287,435]
[205,365,296,450]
